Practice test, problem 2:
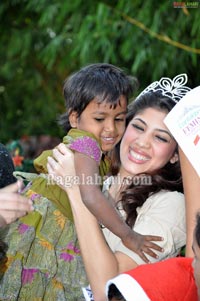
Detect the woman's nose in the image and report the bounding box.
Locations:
[136,134,151,148]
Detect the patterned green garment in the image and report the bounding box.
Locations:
[0,129,110,301]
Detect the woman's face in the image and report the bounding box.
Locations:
[120,107,178,177]
[192,233,200,299]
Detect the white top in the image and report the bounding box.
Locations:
[102,177,186,265]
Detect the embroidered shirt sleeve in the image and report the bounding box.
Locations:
[68,136,102,165]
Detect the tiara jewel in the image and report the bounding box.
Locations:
[137,74,191,103]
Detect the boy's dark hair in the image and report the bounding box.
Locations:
[195,212,200,247]
[108,283,126,301]
[59,63,136,132]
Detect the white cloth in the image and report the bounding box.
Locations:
[106,274,150,301]
[102,177,186,265]
[82,285,94,301]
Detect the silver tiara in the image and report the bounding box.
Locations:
[137,73,191,103]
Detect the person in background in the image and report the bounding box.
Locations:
[193,212,200,300]
[0,181,33,227]
[0,181,33,261]
[47,74,190,301]
[164,85,200,258]
[0,143,16,188]
[179,149,200,257]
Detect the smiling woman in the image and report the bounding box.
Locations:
[101,90,185,262]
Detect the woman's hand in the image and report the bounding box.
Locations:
[47,143,76,190]
[0,181,34,227]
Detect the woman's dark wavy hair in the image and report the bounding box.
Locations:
[58,63,136,132]
[110,91,183,228]
[195,212,200,248]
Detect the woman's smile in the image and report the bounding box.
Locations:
[128,147,151,163]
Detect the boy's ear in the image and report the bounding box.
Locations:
[69,111,78,128]
[170,152,179,164]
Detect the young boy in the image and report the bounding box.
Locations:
[24,63,162,259]
[0,64,161,300]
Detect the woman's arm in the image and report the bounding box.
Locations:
[75,152,163,261]
[47,146,138,301]
[48,143,163,263]
[179,147,200,257]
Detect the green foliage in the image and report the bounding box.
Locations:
[0,0,200,143]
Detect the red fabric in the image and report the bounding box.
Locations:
[125,257,198,301]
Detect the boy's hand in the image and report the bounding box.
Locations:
[122,230,163,263]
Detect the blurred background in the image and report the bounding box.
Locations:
[0,0,200,167]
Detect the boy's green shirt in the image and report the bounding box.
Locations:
[29,129,111,220]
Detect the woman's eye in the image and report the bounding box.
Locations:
[132,123,144,131]
[94,118,104,122]
[156,136,168,143]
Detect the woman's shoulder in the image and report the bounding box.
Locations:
[152,189,184,198]
[137,190,185,223]
[146,190,185,207]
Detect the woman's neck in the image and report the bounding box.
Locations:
[117,166,135,181]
